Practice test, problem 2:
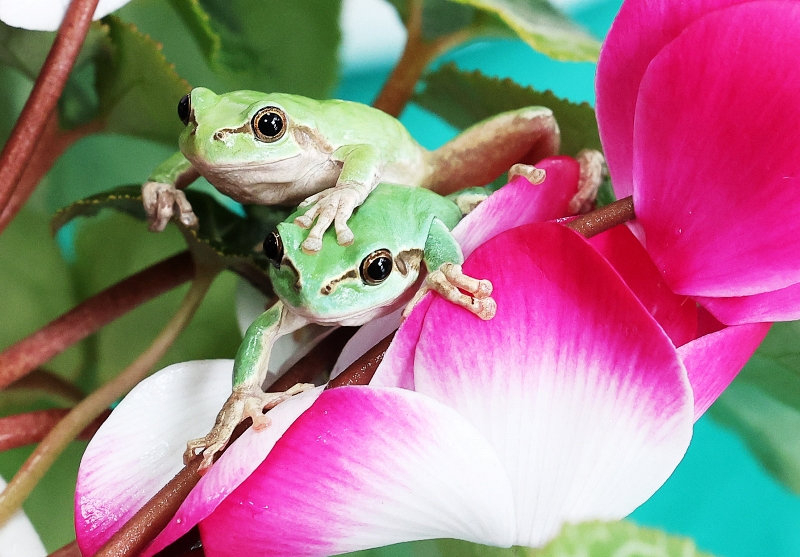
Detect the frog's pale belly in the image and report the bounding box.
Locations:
[193,153,343,205]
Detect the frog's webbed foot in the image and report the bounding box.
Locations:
[403,263,496,321]
[569,149,606,215]
[142,181,198,232]
[295,186,364,253]
[184,382,314,470]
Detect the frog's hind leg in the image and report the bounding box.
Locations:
[425,107,560,196]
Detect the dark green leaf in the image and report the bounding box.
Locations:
[415,63,601,157]
[52,185,289,274]
[95,16,191,145]
[709,321,800,493]
[167,0,342,98]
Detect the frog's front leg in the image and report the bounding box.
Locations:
[184,302,313,469]
[142,151,201,232]
[403,218,497,320]
[294,144,382,253]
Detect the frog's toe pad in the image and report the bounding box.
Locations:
[509,164,546,185]
[301,237,323,253]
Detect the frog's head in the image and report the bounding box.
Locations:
[176,87,325,176]
[264,220,424,325]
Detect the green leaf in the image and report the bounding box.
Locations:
[709,321,800,493]
[414,64,602,158]
[167,0,342,98]
[0,209,84,396]
[450,0,600,61]
[70,211,242,389]
[435,521,715,557]
[52,185,289,275]
[95,16,191,145]
[387,0,599,61]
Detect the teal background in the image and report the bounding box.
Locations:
[335,2,800,556]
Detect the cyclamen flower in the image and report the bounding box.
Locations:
[596,0,800,325]
[75,159,768,556]
[0,0,131,31]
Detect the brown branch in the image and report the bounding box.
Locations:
[93,326,360,557]
[6,368,85,404]
[0,251,194,390]
[0,408,110,452]
[48,540,81,557]
[565,196,635,239]
[0,0,100,225]
[327,332,394,389]
[0,119,104,233]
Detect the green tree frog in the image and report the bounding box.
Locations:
[143,88,600,253]
[185,183,496,468]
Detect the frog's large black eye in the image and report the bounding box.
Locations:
[360,249,393,285]
[252,107,287,142]
[263,230,283,268]
[178,94,191,126]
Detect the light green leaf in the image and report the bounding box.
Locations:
[415,63,602,157]
[709,321,800,493]
[450,0,599,61]
[435,521,715,557]
[167,0,342,98]
[387,0,599,61]
[95,16,190,145]
[0,209,84,399]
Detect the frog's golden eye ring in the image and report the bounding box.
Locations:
[178,94,191,126]
[263,230,283,268]
[360,249,393,285]
[252,107,287,143]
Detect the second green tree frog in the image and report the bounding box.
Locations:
[143,88,601,253]
[185,183,498,468]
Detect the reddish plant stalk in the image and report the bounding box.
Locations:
[0,409,110,452]
[0,119,104,233]
[48,540,81,557]
[565,196,635,238]
[0,251,194,390]
[0,0,100,224]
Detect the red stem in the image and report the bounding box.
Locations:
[0,0,100,227]
[0,251,194,390]
[0,408,110,452]
[564,196,635,238]
[48,541,81,557]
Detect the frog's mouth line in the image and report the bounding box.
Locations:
[187,153,303,171]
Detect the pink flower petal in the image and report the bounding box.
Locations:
[632,2,800,297]
[368,295,434,389]
[697,281,800,325]
[588,224,697,347]
[453,156,580,258]
[199,386,516,556]
[75,360,234,556]
[143,387,324,556]
[412,222,694,547]
[679,319,770,420]
[0,477,46,557]
[596,0,753,197]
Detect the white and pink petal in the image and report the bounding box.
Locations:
[75,360,235,556]
[411,223,694,547]
[198,386,517,557]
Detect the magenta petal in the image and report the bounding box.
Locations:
[143,387,324,556]
[697,281,800,325]
[596,0,753,197]
[453,156,579,258]
[413,223,693,547]
[632,2,800,297]
[588,224,697,346]
[200,386,516,556]
[679,320,770,420]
